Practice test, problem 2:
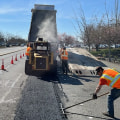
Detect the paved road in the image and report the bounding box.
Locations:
[0,47,120,120]
[14,75,64,120]
[0,47,26,56]
[57,48,120,120]
[0,53,28,120]
[0,47,65,120]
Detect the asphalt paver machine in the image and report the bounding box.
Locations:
[25,38,56,75]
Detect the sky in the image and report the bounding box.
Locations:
[0,0,119,40]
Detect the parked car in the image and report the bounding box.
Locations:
[6,44,10,47]
[21,44,24,47]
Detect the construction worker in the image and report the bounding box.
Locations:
[25,43,32,59]
[61,47,69,75]
[93,66,120,118]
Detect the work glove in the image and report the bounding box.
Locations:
[92,93,97,99]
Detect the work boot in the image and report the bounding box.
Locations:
[103,112,114,118]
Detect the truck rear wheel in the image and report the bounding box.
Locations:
[50,60,57,75]
[25,60,32,75]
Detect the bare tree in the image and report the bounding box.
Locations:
[57,33,75,46]
[103,0,120,61]
[112,0,120,47]
[73,3,105,51]
[73,0,120,55]
[0,32,4,43]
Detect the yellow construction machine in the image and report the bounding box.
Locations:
[25,38,57,75]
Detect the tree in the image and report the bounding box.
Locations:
[0,32,4,43]
[58,33,76,46]
[102,0,120,61]
[74,0,120,55]
[73,3,97,51]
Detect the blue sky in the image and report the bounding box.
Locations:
[0,0,119,39]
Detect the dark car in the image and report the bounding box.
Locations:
[6,44,10,47]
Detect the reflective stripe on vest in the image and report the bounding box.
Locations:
[101,73,120,87]
[61,50,68,60]
[110,73,120,87]
[62,51,68,57]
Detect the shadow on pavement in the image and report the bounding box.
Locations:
[37,73,58,82]
[58,70,97,85]
[58,74,84,85]
[70,75,97,82]
[68,52,107,67]
[26,71,58,82]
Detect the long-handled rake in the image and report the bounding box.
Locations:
[62,92,109,118]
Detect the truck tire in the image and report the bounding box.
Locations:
[25,60,32,75]
[50,60,57,75]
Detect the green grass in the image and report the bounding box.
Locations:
[90,48,120,59]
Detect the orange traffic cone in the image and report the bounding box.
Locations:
[11,56,14,64]
[1,59,5,70]
[20,54,22,59]
[15,54,17,61]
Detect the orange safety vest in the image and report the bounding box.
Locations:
[101,69,120,88]
[61,50,68,60]
[25,47,31,56]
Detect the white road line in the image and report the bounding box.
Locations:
[0,73,22,103]
[11,74,22,87]
[3,97,19,103]
[88,117,93,119]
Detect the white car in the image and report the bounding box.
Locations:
[21,44,24,47]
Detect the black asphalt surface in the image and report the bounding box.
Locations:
[14,73,66,120]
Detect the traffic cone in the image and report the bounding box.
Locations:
[20,54,22,59]
[1,59,4,70]
[15,54,17,61]
[11,56,14,64]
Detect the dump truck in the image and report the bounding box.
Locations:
[25,4,58,75]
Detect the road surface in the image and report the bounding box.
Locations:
[0,47,64,120]
[57,48,120,120]
[0,47,120,120]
